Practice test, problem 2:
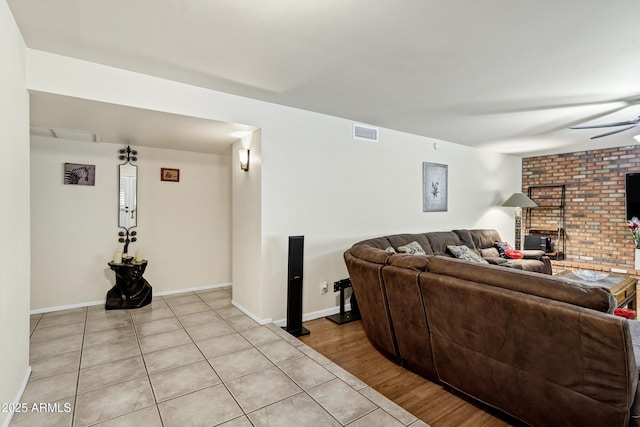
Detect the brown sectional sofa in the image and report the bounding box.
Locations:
[344,229,640,426]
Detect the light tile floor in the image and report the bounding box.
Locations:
[13,287,428,427]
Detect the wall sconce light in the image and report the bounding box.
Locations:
[239,149,250,172]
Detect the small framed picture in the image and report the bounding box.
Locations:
[64,163,96,186]
[161,168,180,182]
[423,162,448,212]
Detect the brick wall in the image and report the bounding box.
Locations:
[522,144,640,273]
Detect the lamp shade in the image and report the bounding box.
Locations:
[501,192,537,208]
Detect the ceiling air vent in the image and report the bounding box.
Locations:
[353,124,378,142]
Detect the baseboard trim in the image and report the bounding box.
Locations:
[30,300,103,315]
[1,366,31,427]
[29,283,346,331]
[155,282,232,297]
[231,300,273,325]
[30,283,232,314]
[273,303,352,327]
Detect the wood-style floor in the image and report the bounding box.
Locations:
[300,318,513,427]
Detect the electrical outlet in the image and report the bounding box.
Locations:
[321,281,328,294]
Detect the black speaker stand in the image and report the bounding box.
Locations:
[282,325,310,337]
[326,278,361,325]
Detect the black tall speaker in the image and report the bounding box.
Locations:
[284,235,309,337]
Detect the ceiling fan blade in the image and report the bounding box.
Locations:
[455,93,640,115]
[590,124,637,139]
[546,105,632,133]
[570,118,639,129]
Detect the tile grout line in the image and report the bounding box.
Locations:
[23,288,414,426]
[128,298,166,427]
[192,291,253,424]
[70,306,88,427]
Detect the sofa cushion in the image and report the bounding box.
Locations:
[447,245,489,264]
[479,247,500,258]
[426,231,463,255]
[501,258,549,274]
[427,256,614,313]
[397,241,427,255]
[484,257,509,265]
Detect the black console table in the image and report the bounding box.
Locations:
[106,259,152,309]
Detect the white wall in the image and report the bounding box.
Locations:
[232,131,263,318]
[26,49,521,322]
[259,120,520,320]
[0,2,30,425]
[30,138,231,310]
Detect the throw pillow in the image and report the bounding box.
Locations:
[397,241,426,255]
[384,246,397,253]
[494,241,513,258]
[504,249,524,259]
[614,307,637,319]
[447,245,489,264]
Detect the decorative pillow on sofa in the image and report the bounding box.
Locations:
[397,241,427,255]
[495,241,514,258]
[504,249,524,259]
[447,245,489,264]
[384,246,397,253]
[494,242,525,259]
[479,247,500,258]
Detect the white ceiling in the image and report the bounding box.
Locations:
[8,0,640,157]
[29,91,256,154]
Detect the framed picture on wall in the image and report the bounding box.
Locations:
[161,168,180,182]
[64,163,96,186]
[423,162,448,212]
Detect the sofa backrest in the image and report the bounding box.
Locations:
[452,229,476,249]
[354,236,392,250]
[381,265,436,380]
[426,256,614,313]
[386,253,431,271]
[384,233,434,254]
[424,231,463,256]
[467,229,502,249]
[349,243,393,265]
[419,271,637,426]
[353,229,503,257]
[343,251,399,361]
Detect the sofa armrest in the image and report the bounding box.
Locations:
[521,250,546,260]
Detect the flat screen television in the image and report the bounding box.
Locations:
[626,173,640,220]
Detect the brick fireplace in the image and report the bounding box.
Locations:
[522,144,640,273]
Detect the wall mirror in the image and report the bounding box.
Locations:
[117,146,138,254]
[119,162,137,229]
